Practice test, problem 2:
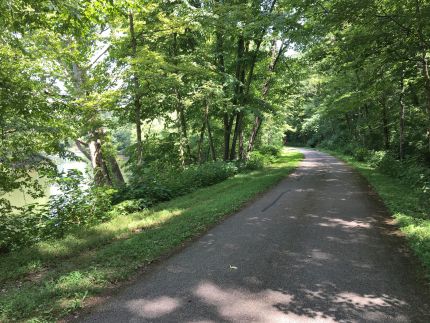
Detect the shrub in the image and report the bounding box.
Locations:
[258,145,281,157]
[342,143,357,156]
[306,137,318,148]
[161,161,238,196]
[368,150,387,168]
[243,151,271,170]
[110,198,150,216]
[376,153,401,177]
[46,171,115,236]
[353,147,369,162]
[0,171,116,252]
[118,176,173,205]
[397,160,430,197]
[372,153,430,200]
[116,161,238,205]
[0,204,49,253]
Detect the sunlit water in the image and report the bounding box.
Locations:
[4,149,90,208]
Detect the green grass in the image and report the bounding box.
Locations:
[0,149,303,322]
[320,148,430,277]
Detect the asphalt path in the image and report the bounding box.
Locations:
[80,148,430,322]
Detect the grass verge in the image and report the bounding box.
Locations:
[0,149,303,322]
[320,148,430,277]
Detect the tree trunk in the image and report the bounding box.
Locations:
[207,114,216,161]
[177,105,192,163]
[364,103,373,139]
[230,112,243,160]
[239,129,244,160]
[89,135,112,186]
[197,115,207,163]
[214,26,232,161]
[129,11,143,165]
[399,73,406,161]
[246,41,286,155]
[75,140,91,161]
[345,113,352,135]
[247,116,262,153]
[107,155,125,185]
[230,35,246,160]
[381,101,390,150]
[223,114,233,161]
[71,62,113,186]
[421,55,430,153]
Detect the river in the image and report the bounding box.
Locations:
[4,149,89,208]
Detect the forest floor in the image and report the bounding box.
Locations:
[0,149,302,322]
[78,148,430,322]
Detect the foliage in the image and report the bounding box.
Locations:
[48,171,115,234]
[2,0,304,246]
[0,204,49,254]
[258,145,282,157]
[117,161,239,205]
[110,198,150,216]
[243,151,271,170]
[2,148,280,253]
[285,0,430,187]
[0,171,115,253]
[0,150,302,322]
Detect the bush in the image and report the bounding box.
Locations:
[242,151,271,170]
[48,186,114,238]
[367,150,387,168]
[165,161,238,196]
[117,175,173,205]
[369,153,430,200]
[306,137,318,148]
[397,161,430,197]
[341,143,357,156]
[258,145,281,157]
[0,171,115,252]
[110,198,150,216]
[0,204,49,253]
[376,153,402,177]
[116,161,238,205]
[353,147,369,162]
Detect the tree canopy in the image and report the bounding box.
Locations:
[1,0,429,232]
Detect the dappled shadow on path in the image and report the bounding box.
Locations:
[80,149,430,323]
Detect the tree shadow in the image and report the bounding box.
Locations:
[78,150,430,322]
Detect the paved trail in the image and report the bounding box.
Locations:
[80,149,430,322]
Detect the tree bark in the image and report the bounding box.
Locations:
[107,155,125,185]
[230,35,246,160]
[246,41,286,155]
[239,129,244,160]
[223,114,233,160]
[345,113,352,135]
[206,113,216,161]
[177,104,192,163]
[247,116,262,154]
[171,32,192,164]
[421,55,430,153]
[129,11,143,165]
[381,100,390,150]
[399,73,406,161]
[214,27,232,161]
[230,111,243,160]
[197,119,206,163]
[71,62,113,186]
[75,140,91,161]
[89,133,112,186]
